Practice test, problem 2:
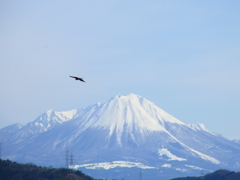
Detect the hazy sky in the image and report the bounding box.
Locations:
[1,1,240,140]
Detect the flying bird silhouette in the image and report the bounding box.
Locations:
[69,76,85,82]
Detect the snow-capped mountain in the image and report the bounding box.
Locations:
[1,94,240,180]
[0,109,81,144]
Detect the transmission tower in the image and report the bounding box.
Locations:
[69,153,74,166]
[65,148,69,168]
[200,170,205,180]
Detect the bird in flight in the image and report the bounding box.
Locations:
[69,75,85,82]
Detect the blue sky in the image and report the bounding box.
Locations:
[1,0,240,139]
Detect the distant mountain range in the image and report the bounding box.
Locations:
[1,94,240,180]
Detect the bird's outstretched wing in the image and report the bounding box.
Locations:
[69,75,77,79]
[69,75,85,82]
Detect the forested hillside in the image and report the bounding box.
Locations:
[171,169,240,180]
[0,159,94,180]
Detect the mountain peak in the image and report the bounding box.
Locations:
[114,93,142,98]
[77,93,185,147]
[110,93,143,103]
[188,123,213,134]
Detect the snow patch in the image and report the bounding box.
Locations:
[185,165,204,170]
[174,168,187,172]
[70,161,156,170]
[158,148,186,161]
[188,147,220,164]
[161,164,172,168]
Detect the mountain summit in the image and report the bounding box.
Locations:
[1,94,240,180]
[72,94,184,147]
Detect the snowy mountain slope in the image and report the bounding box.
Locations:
[0,123,23,134]
[1,94,240,180]
[164,122,240,166]
[0,123,23,142]
[0,109,81,143]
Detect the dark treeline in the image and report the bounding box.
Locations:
[0,159,94,180]
[171,169,240,180]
